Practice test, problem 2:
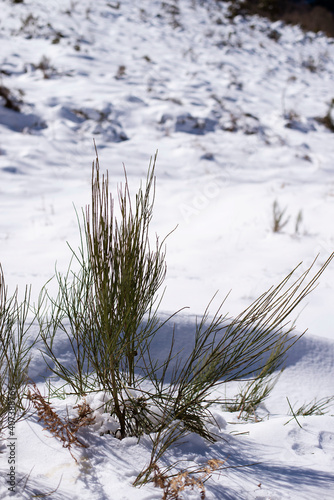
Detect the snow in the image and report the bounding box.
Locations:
[1,0,334,498]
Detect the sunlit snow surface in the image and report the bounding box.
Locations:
[0,0,334,498]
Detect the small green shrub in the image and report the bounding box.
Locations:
[315,99,334,132]
[33,56,57,79]
[225,342,284,421]
[37,150,334,487]
[19,13,38,35]
[115,65,126,80]
[272,200,290,233]
[0,266,34,435]
[39,149,170,438]
[0,85,23,112]
[294,396,334,417]
[286,395,334,427]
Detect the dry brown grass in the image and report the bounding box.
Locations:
[152,459,226,500]
[27,383,95,461]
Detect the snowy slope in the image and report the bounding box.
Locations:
[0,0,334,498]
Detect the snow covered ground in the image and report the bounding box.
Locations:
[1,0,334,498]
